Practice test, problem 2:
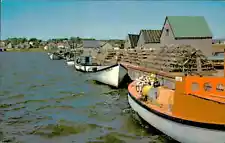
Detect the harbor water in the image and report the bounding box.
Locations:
[0,52,173,143]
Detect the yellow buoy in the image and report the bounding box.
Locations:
[149,73,156,82]
[142,85,153,96]
[149,73,156,78]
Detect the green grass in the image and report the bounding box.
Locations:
[212,44,225,52]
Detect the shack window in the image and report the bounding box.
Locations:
[85,57,90,63]
[166,29,169,36]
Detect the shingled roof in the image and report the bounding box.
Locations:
[163,16,213,39]
[128,34,139,48]
[83,40,101,48]
[139,30,162,43]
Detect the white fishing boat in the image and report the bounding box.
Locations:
[74,56,128,87]
[74,56,102,72]
[49,53,61,60]
[88,64,128,88]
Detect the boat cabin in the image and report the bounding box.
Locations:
[77,56,93,65]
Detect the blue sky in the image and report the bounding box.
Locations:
[1,0,225,40]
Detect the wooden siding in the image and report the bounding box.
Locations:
[137,32,145,47]
[100,43,114,53]
[137,30,161,49]
[124,36,132,49]
[128,34,139,48]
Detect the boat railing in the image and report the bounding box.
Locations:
[184,76,225,102]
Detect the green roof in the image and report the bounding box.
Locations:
[167,16,213,38]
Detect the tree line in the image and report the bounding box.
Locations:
[4,38,41,45]
[3,37,96,44]
[2,37,125,48]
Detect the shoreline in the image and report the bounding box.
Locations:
[5,48,47,52]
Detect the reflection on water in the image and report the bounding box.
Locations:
[0,52,173,143]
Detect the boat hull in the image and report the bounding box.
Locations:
[49,54,61,60]
[74,64,81,71]
[128,93,225,143]
[74,64,109,72]
[89,64,128,88]
[67,61,75,66]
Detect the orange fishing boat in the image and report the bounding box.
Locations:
[128,75,225,143]
[128,51,225,143]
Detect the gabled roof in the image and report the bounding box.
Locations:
[83,40,101,48]
[128,34,139,48]
[162,16,213,39]
[139,30,162,43]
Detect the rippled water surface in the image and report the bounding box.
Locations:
[0,52,173,143]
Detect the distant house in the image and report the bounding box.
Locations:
[112,43,121,50]
[100,42,121,52]
[100,42,113,52]
[83,40,102,49]
[29,41,34,47]
[44,46,48,50]
[24,42,30,48]
[124,34,139,49]
[7,43,12,49]
[57,42,65,48]
[212,39,225,44]
[160,16,213,56]
[136,30,162,50]
[15,43,27,49]
[47,42,57,50]
[40,41,47,47]
[0,41,5,47]
[63,42,70,49]
[82,40,103,57]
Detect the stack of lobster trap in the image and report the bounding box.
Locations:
[145,45,215,72]
[95,44,215,75]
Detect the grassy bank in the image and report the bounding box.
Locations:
[6,47,47,52]
[212,44,225,52]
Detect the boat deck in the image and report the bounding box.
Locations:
[128,81,225,125]
[129,82,174,115]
